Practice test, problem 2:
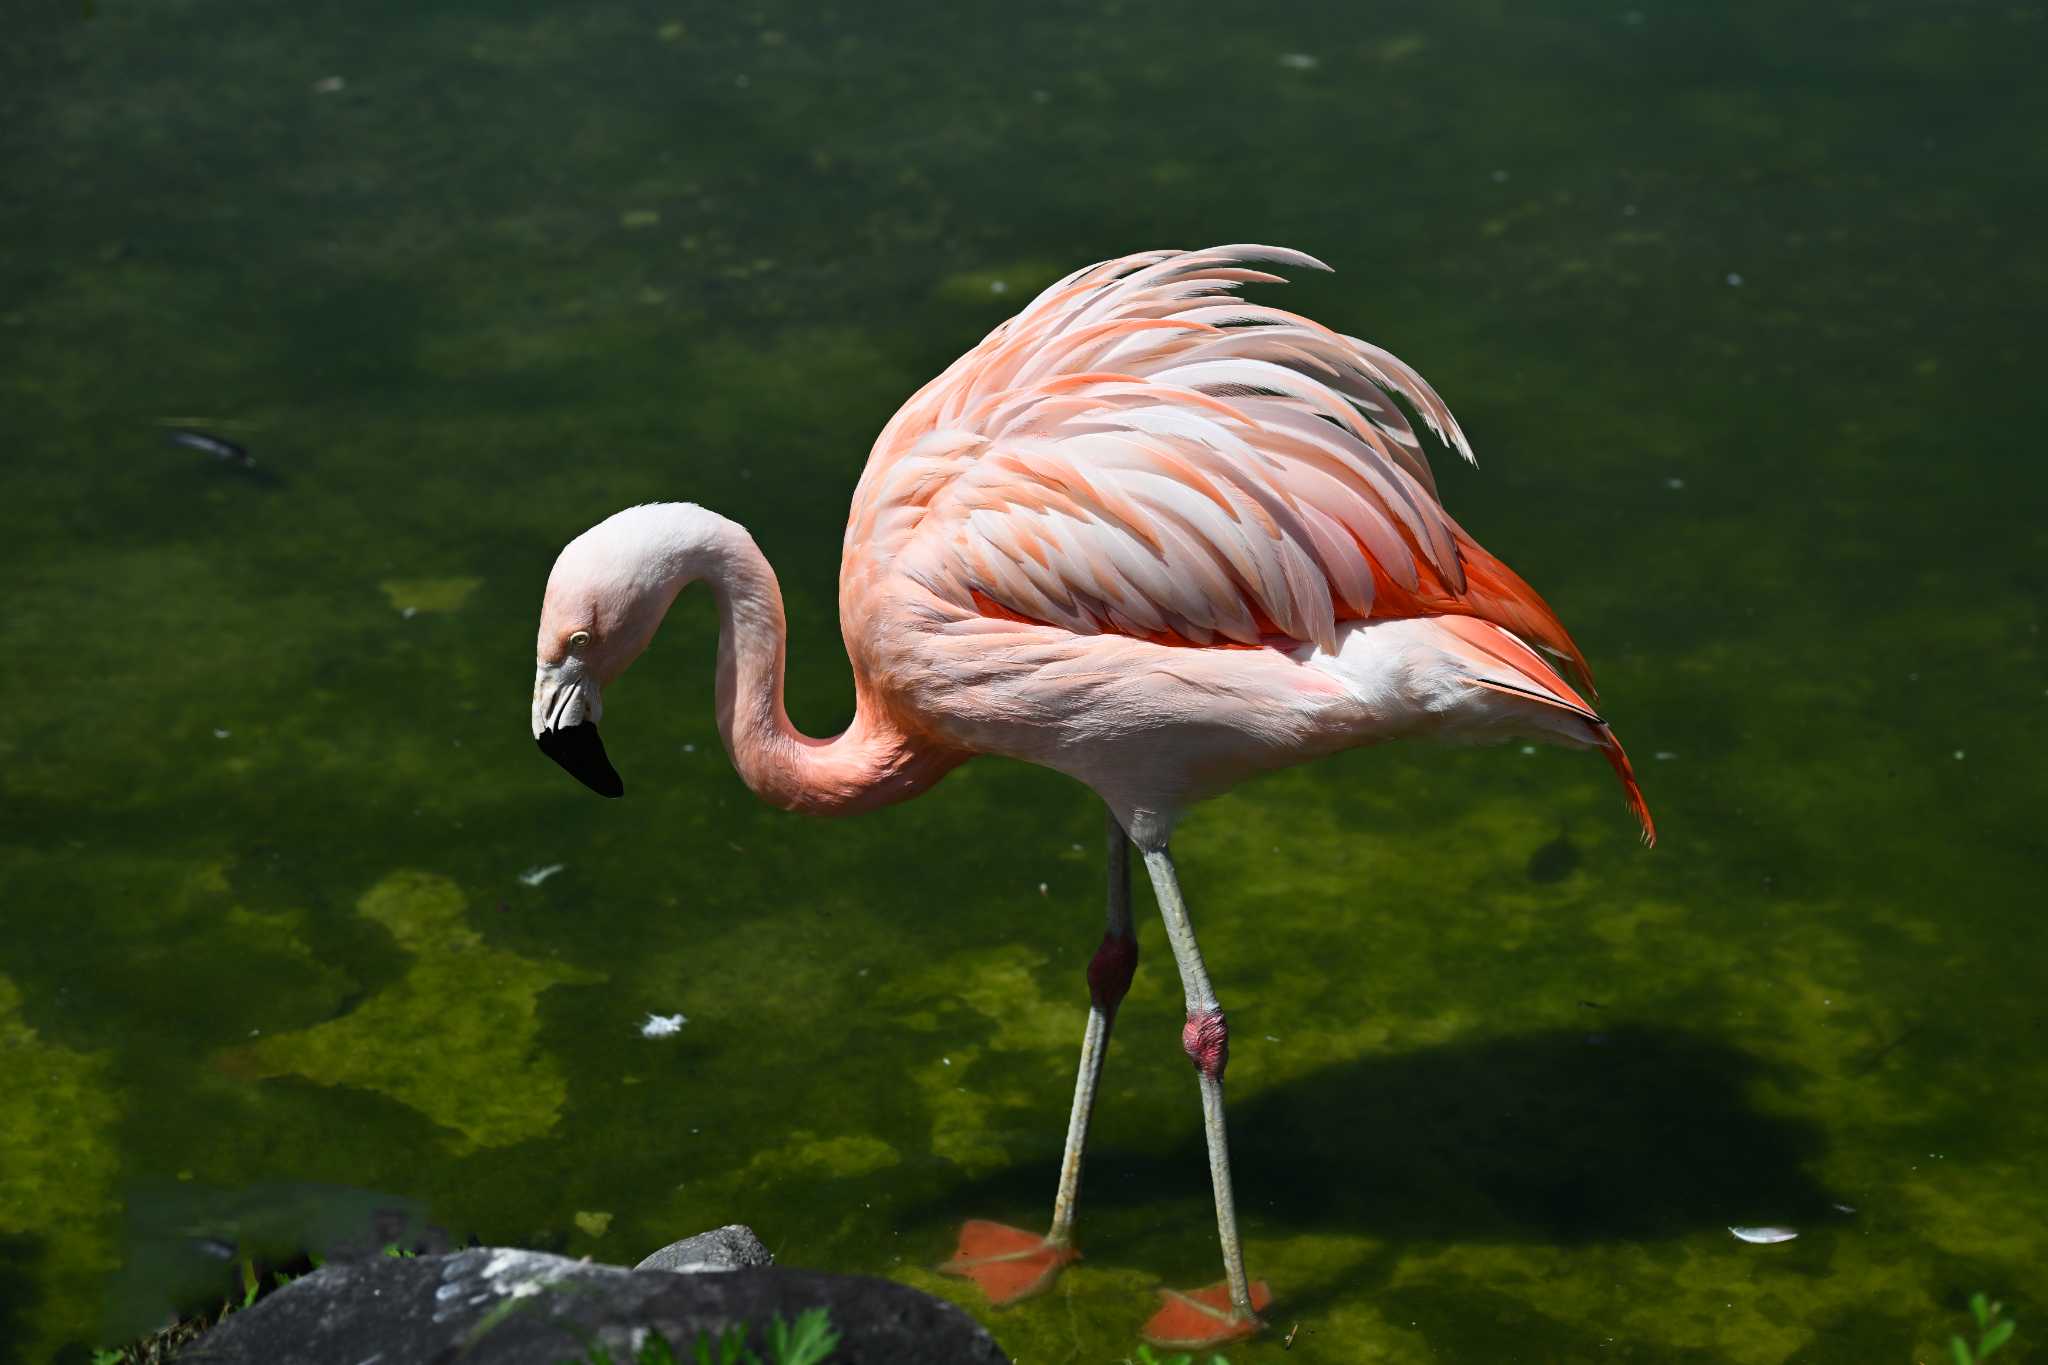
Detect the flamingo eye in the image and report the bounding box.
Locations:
[568,630,591,651]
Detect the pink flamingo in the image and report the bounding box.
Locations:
[531,245,1653,1348]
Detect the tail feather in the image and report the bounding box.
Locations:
[1599,727,1657,847]
[1436,615,1656,846]
[1449,531,1598,698]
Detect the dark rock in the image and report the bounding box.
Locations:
[635,1223,773,1273]
[180,1246,1008,1365]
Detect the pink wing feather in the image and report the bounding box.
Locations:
[849,245,1594,685]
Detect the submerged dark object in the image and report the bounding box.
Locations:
[1526,829,1581,883]
[537,720,624,797]
[167,426,255,468]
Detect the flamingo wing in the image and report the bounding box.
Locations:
[850,245,1595,690]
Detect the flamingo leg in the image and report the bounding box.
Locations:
[1138,844,1269,1347]
[1049,804,1137,1244]
[940,804,1136,1303]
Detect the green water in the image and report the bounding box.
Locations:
[3,1,2044,1361]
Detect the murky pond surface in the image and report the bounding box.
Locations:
[3,2,2044,1361]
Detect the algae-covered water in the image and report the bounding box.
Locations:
[3,2,2045,1361]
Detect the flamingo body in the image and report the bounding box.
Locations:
[841,244,1648,842]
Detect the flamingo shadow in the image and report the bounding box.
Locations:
[922,1022,1837,1259]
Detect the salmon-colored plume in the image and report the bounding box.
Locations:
[1599,728,1657,847]
[1450,533,1597,698]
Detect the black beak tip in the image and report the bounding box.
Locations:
[537,721,625,798]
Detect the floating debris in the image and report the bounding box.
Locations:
[1729,1225,1798,1244]
[1831,1201,1857,1215]
[1726,272,1745,287]
[212,728,231,740]
[517,864,565,887]
[1276,52,1319,70]
[640,1013,687,1038]
[1654,750,1678,761]
[312,75,345,94]
[166,427,254,468]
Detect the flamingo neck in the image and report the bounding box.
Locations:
[643,505,957,816]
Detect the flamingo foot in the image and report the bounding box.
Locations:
[937,1219,1077,1305]
[1141,1279,1272,1349]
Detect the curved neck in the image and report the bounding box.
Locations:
[652,507,959,816]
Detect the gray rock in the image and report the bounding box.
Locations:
[635,1223,773,1273]
[180,1245,1007,1365]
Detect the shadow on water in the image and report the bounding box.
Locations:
[924,1023,1834,1252]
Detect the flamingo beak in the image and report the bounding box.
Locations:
[533,661,625,798]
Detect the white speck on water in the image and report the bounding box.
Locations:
[1832,1201,1857,1214]
[1264,1034,1280,1042]
[401,606,418,619]
[1654,750,1677,761]
[1491,169,1509,183]
[313,75,345,93]
[682,742,696,753]
[1953,749,1965,760]
[1665,476,1686,490]
[518,863,566,887]
[1519,744,1538,756]
[857,967,868,976]
[213,728,231,739]
[941,1056,951,1066]
[1729,1225,1799,1244]
[990,279,1009,295]
[1037,882,1048,896]
[640,1013,687,1038]
[1726,272,1745,287]
[1277,52,1319,70]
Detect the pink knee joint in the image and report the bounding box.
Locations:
[1182,1006,1229,1080]
[1087,931,1138,1014]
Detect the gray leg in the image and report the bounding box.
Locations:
[1048,805,1137,1245]
[1142,843,1257,1322]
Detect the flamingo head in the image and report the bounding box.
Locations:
[532,510,684,797]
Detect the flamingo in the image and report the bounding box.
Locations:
[530,244,1654,1348]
